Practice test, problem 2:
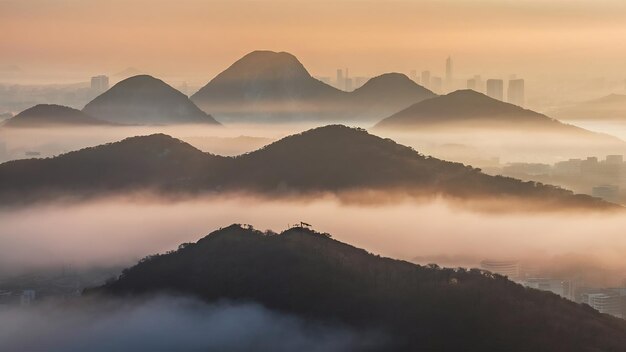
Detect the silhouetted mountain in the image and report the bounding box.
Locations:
[552,94,626,121]
[374,90,620,140]
[83,75,220,125]
[3,104,112,128]
[349,72,435,117]
[0,125,613,208]
[190,51,435,122]
[89,224,626,352]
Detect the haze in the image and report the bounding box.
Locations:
[3,1,626,96]
[1,195,624,286]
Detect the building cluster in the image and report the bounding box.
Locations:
[414,57,525,105]
[90,75,109,93]
[480,259,626,319]
[500,154,625,203]
[0,268,83,307]
[315,70,370,92]
[315,57,526,102]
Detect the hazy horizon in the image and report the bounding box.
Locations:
[3,0,626,108]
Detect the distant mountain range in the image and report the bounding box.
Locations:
[0,125,612,209]
[551,94,626,121]
[83,75,220,125]
[190,50,435,122]
[374,90,621,141]
[88,224,626,351]
[3,104,113,128]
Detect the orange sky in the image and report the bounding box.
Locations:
[2,0,626,84]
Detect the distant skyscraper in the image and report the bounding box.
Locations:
[336,69,344,90]
[480,260,520,279]
[430,76,443,93]
[421,70,431,88]
[467,78,477,90]
[345,77,353,92]
[90,75,109,92]
[445,56,453,88]
[507,79,525,106]
[410,70,417,82]
[473,75,483,92]
[486,79,504,101]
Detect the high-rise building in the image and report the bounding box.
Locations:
[90,75,109,92]
[507,79,525,106]
[467,78,477,90]
[421,70,431,88]
[520,278,571,298]
[583,291,624,318]
[345,77,353,92]
[430,76,443,93]
[592,185,619,203]
[486,79,504,101]
[605,155,624,164]
[445,56,453,88]
[410,70,417,82]
[336,69,344,90]
[480,260,520,279]
[473,75,483,92]
[20,289,36,306]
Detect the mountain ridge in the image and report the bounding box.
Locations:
[88,223,626,352]
[190,50,436,122]
[0,125,614,209]
[3,104,113,128]
[83,75,221,125]
[374,90,622,143]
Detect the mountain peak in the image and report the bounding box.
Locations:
[359,73,417,88]
[224,50,311,80]
[90,224,626,351]
[83,75,220,125]
[4,104,111,128]
[190,52,435,123]
[374,89,554,129]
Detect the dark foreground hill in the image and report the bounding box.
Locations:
[83,75,220,125]
[0,125,613,209]
[190,51,435,122]
[3,104,112,128]
[88,224,626,352]
[374,90,621,142]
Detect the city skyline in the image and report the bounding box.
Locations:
[3,0,626,84]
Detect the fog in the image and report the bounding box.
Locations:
[3,121,625,167]
[0,295,379,352]
[1,195,625,286]
[0,123,352,162]
[376,128,626,165]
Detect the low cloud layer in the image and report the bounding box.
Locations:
[1,195,626,285]
[0,295,378,352]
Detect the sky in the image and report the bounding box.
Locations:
[2,0,626,87]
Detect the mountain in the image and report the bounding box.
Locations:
[190,51,435,122]
[0,125,613,209]
[374,90,619,140]
[3,104,112,128]
[83,75,220,125]
[551,94,626,121]
[349,72,435,118]
[88,224,626,352]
